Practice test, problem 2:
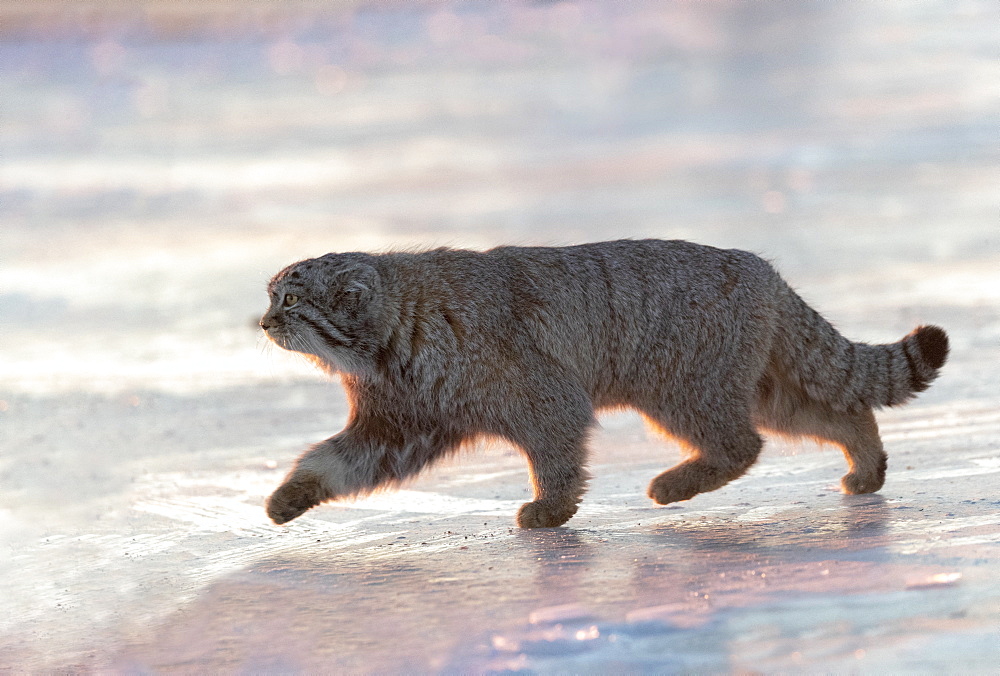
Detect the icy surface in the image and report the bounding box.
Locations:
[1,1,999,672]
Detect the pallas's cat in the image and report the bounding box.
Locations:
[260,239,948,528]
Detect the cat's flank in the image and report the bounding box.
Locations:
[260,239,948,528]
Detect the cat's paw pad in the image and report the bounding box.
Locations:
[840,471,884,495]
[266,474,328,524]
[516,500,577,528]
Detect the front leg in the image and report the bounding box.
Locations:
[266,471,330,525]
[266,423,453,525]
[496,379,595,529]
[266,431,381,525]
[514,427,592,529]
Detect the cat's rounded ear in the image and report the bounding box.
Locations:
[336,263,381,311]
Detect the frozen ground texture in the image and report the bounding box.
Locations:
[1,1,999,672]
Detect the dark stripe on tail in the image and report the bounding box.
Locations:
[900,339,923,393]
[901,324,950,397]
[882,347,894,404]
[913,325,949,370]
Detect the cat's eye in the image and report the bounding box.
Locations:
[282,293,299,308]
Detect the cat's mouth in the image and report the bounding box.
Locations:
[262,327,292,351]
[265,327,333,362]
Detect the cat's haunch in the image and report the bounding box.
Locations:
[259,239,948,528]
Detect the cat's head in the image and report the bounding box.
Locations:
[261,253,384,375]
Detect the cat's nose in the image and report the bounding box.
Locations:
[260,315,277,331]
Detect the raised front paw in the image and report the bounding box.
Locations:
[516,499,578,528]
[266,473,328,525]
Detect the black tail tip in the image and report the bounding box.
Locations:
[914,325,949,370]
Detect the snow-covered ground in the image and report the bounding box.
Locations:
[2,1,998,671]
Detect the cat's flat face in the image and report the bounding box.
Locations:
[261,255,381,374]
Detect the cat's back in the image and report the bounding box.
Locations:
[377,239,779,338]
[379,237,767,290]
[481,238,778,323]
[377,241,777,387]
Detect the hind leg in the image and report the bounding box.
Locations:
[837,411,887,494]
[645,412,764,505]
[826,408,887,494]
[756,392,886,494]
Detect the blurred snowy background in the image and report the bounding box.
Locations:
[2,0,997,393]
